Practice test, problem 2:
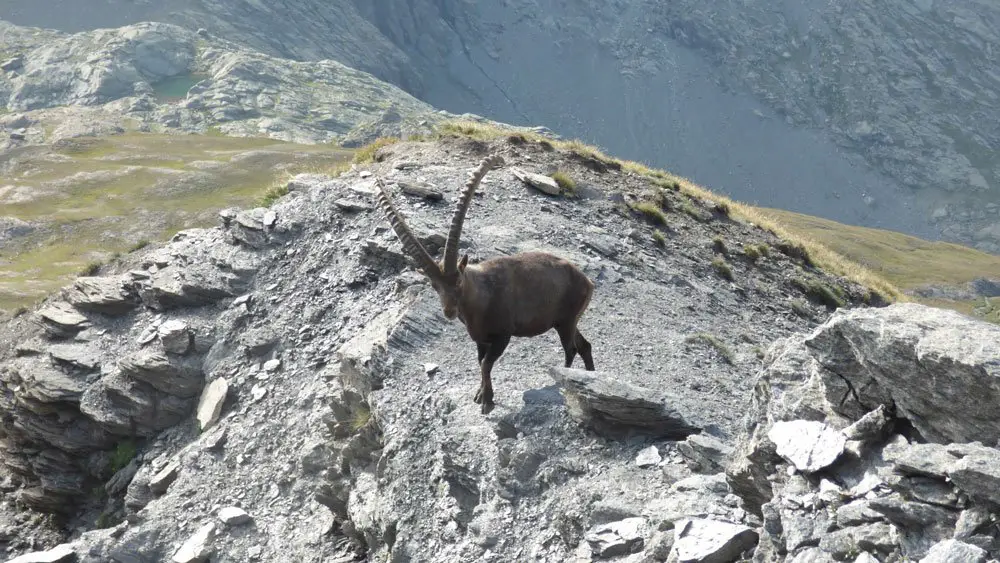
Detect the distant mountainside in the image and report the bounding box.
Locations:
[3,0,998,254]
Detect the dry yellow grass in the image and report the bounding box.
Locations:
[430,119,903,302]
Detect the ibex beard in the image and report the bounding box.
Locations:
[373,153,596,414]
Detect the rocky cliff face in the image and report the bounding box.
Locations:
[5,0,998,253]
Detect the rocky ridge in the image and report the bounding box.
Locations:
[1,135,998,562]
[0,20,463,148]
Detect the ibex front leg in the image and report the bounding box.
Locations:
[473,335,510,414]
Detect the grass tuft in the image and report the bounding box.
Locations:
[792,277,847,310]
[551,170,577,196]
[109,440,137,473]
[128,239,151,253]
[352,136,400,165]
[712,257,734,281]
[712,236,728,255]
[653,229,667,247]
[79,261,103,277]
[685,333,735,364]
[257,182,289,207]
[630,201,667,225]
[430,118,910,303]
[351,404,371,431]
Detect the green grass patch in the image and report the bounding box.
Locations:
[352,137,400,164]
[712,257,734,281]
[0,131,351,314]
[109,440,137,473]
[792,277,847,311]
[685,332,735,364]
[653,229,667,247]
[257,182,290,207]
[551,170,577,196]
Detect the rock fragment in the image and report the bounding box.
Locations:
[158,320,192,355]
[197,377,229,431]
[149,462,180,494]
[636,445,661,467]
[63,276,135,315]
[396,179,443,200]
[767,420,846,473]
[584,517,647,557]
[171,522,217,563]
[672,518,758,563]
[218,506,252,526]
[511,167,561,195]
[7,544,77,563]
[678,433,733,473]
[549,367,700,439]
[36,302,90,338]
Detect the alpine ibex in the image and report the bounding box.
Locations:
[373,154,596,414]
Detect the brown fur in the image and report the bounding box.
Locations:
[374,154,596,414]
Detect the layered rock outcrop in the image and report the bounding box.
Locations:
[728,302,1000,562]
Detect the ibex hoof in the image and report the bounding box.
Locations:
[473,387,494,413]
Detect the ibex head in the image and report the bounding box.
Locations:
[374,154,506,320]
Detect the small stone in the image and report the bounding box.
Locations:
[636,445,662,467]
[197,377,229,431]
[263,359,281,372]
[424,363,440,376]
[247,546,263,560]
[263,210,277,228]
[334,198,372,212]
[397,179,444,200]
[768,420,846,472]
[171,522,216,563]
[511,167,561,195]
[251,384,268,402]
[149,462,180,494]
[158,319,192,355]
[359,170,372,178]
[218,506,252,526]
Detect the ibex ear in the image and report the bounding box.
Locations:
[458,254,469,272]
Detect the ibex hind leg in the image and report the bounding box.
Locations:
[556,324,579,368]
[474,335,510,414]
[575,331,595,371]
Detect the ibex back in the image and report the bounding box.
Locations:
[373,154,597,414]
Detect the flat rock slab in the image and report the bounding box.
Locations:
[550,367,701,439]
[585,517,648,557]
[171,522,216,563]
[63,276,135,315]
[396,179,443,200]
[768,420,846,473]
[673,518,759,563]
[36,301,90,337]
[7,544,77,563]
[197,377,229,431]
[511,167,561,195]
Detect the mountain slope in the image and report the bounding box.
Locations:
[4,1,998,254]
[0,132,880,560]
